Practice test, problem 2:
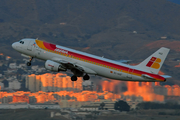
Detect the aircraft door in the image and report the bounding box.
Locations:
[35,47,41,58]
[27,40,34,51]
[127,68,134,78]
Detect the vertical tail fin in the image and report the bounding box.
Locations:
[136,47,170,74]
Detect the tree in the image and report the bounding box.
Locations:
[2,80,9,87]
[99,102,105,110]
[114,100,130,112]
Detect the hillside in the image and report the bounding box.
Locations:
[0,0,180,80]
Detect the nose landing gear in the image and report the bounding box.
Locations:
[27,57,33,66]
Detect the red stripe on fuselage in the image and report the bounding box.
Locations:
[67,51,164,80]
[43,42,56,50]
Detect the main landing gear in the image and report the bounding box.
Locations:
[83,74,90,80]
[71,75,77,81]
[71,74,90,81]
[27,57,33,66]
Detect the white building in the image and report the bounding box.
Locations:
[9,80,21,89]
[37,67,46,72]
[31,65,39,71]
[18,64,26,68]
[0,82,4,90]
[6,76,17,81]
[29,104,61,109]
[0,104,28,109]
[6,56,11,60]
[0,104,60,109]
[9,63,17,69]
[80,106,99,111]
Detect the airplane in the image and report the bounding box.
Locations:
[12,38,171,82]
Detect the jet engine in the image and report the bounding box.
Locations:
[45,60,67,72]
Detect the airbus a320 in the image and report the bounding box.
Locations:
[12,38,171,82]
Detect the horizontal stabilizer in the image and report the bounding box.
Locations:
[160,75,172,79]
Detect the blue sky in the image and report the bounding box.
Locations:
[168,0,180,4]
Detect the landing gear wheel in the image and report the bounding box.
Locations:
[83,74,90,80]
[27,62,31,66]
[71,75,77,81]
[27,57,33,66]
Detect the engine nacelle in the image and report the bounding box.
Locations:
[45,60,67,72]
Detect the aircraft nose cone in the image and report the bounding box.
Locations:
[12,42,17,49]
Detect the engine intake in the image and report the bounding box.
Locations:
[45,60,66,72]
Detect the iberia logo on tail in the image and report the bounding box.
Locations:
[146,57,161,69]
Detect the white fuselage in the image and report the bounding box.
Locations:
[12,38,166,82]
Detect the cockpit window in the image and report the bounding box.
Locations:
[19,41,24,44]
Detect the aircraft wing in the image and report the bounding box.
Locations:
[52,58,97,75]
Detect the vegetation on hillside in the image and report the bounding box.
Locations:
[1,0,180,80]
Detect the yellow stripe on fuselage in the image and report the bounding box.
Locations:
[35,40,46,49]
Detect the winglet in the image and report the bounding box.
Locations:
[136,47,170,74]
